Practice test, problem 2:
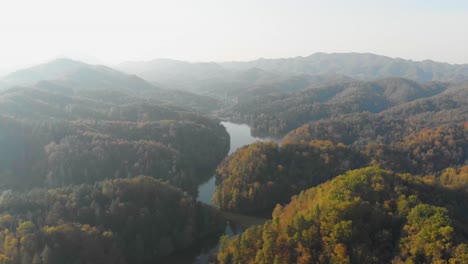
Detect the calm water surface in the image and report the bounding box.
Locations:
[197,121,280,205]
[161,122,280,264]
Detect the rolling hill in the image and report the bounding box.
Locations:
[0,58,222,113]
[222,78,452,136]
[117,53,468,108]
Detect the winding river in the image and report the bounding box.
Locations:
[197,121,280,205]
[161,121,281,264]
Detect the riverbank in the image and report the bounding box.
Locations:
[161,121,280,264]
[219,210,268,228]
[159,204,268,264]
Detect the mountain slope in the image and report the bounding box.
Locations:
[223,78,450,136]
[118,58,354,98]
[1,58,156,92]
[217,166,468,264]
[117,53,468,103]
[2,58,86,85]
[0,59,231,193]
[0,176,224,263]
[0,59,222,113]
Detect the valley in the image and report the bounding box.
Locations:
[0,53,465,264]
[1,0,467,263]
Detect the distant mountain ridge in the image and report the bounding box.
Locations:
[117,58,354,97]
[0,58,222,113]
[118,53,468,84]
[221,52,468,82]
[118,58,227,83]
[1,58,156,92]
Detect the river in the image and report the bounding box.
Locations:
[161,121,281,264]
[197,121,280,205]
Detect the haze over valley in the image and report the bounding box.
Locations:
[0,1,466,263]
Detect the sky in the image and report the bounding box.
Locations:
[0,0,467,74]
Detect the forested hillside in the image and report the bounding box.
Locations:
[0,58,230,192]
[213,121,466,214]
[0,110,229,195]
[0,59,222,113]
[217,166,468,264]
[214,72,467,263]
[213,83,466,213]
[213,141,365,213]
[0,176,223,264]
[0,59,231,263]
[1,0,467,262]
[0,55,466,264]
[223,78,455,136]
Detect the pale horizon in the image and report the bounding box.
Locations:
[1,0,467,75]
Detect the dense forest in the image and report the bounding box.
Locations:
[213,84,466,213]
[0,176,223,264]
[213,121,466,214]
[217,166,468,263]
[223,78,460,136]
[212,66,467,263]
[0,59,232,263]
[213,141,365,213]
[0,60,230,194]
[0,54,466,264]
[0,110,229,195]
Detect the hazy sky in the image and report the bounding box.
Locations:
[0,0,467,74]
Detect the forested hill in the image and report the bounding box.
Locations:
[214,75,467,263]
[282,84,467,147]
[0,59,232,263]
[0,104,229,194]
[0,55,466,264]
[213,121,466,214]
[223,78,459,136]
[0,176,224,263]
[212,79,466,213]
[0,58,222,113]
[217,166,468,263]
[0,61,231,193]
[1,58,155,91]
